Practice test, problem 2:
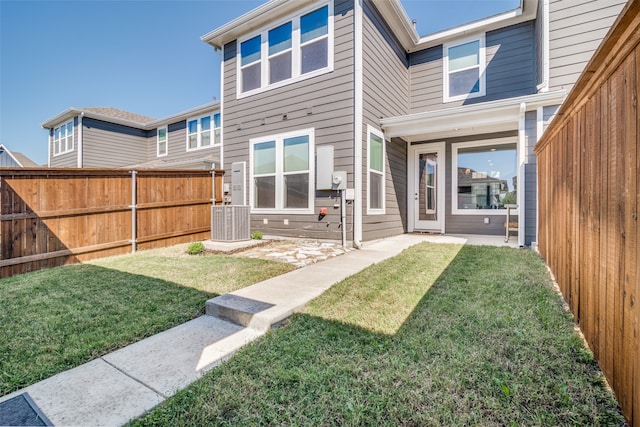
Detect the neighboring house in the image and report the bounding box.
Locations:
[0,144,39,167]
[200,0,625,246]
[42,103,222,170]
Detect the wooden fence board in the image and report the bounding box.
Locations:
[534,2,640,424]
[0,168,223,278]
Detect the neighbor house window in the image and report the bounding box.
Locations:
[157,126,167,157]
[237,2,333,97]
[451,139,517,215]
[187,113,221,150]
[444,34,486,102]
[367,125,385,214]
[53,121,74,156]
[250,128,314,213]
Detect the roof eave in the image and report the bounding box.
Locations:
[201,0,297,49]
[148,101,221,127]
[381,90,566,141]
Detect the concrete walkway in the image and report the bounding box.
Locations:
[0,234,516,426]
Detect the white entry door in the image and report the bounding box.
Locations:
[411,143,445,232]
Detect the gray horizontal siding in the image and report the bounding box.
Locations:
[49,116,78,168]
[548,0,625,92]
[409,21,536,113]
[362,0,409,241]
[221,0,355,241]
[82,118,147,168]
[524,163,537,245]
[146,118,221,167]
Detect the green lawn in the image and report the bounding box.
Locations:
[132,243,624,426]
[0,244,294,396]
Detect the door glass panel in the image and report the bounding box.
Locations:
[418,153,437,221]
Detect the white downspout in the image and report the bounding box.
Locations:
[77,113,84,168]
[534,106,544,249]
[536,0,550,92]
[353,0,363,248]
[219,51,224,171]
[47,130,51,167]
[517,102,526,247]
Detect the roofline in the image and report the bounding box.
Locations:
[41,101,221,131]
[147,101,221,127]
[201,0,295,49]
[202,0,537,52]
[0,144,24,167]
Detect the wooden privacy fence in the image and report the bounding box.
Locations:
[0,168,224,278]
[534,1,639,425]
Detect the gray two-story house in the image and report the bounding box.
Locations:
[43,102,222,170]
[200,0,625,246]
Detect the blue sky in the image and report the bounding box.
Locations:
[0,0,519,165]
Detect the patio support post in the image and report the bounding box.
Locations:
[130,170,137,253]
[517,102,526,247]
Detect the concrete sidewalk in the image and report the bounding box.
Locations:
[1,234,447,427]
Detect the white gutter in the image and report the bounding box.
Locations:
[381,90,565,139]
[77,112,84,168]
[201,0,293,48]
[353,0,363,248]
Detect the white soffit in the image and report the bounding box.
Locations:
[380,91,565,142]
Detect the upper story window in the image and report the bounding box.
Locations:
[53,121,74,156]
[237,2,333,98]
[443,34,486,102]
[187,113,221,151]
[157,126,168,157]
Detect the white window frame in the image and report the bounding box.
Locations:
[249,128,315,214]
[443,34,486,103]
[157,126,168,157]
[186,113,221,151]
[367,125,385,215]
[236,1,334,99]
[451,137,519,216]
[53,120,74,156]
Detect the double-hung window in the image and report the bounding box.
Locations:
[53,121,74,156]
[444,34,486,102]
[157,127,168,157]
[250,129,314,213]
[187,113,221,150]
[238,2,333,97]
[367,125,385,214]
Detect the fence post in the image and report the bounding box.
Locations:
[130,170,137,253]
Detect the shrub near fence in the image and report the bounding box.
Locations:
[0,168,223,278]
[534,1,639,425]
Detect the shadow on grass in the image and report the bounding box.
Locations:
[0,264,214,397]
[132,244,625,426]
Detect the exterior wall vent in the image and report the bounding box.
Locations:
[211,205,251,241]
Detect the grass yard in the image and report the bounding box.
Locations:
[132,243,624,426]
[0,244,294,396]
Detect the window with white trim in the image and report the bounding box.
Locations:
[157,126,168,157]
[444,35,486,102]
[237,3,332,97]
[186,113,221,151]
[367,125,385,214]
[451,139,518,215]
[53,121,74,156]
[250,128,314,213]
